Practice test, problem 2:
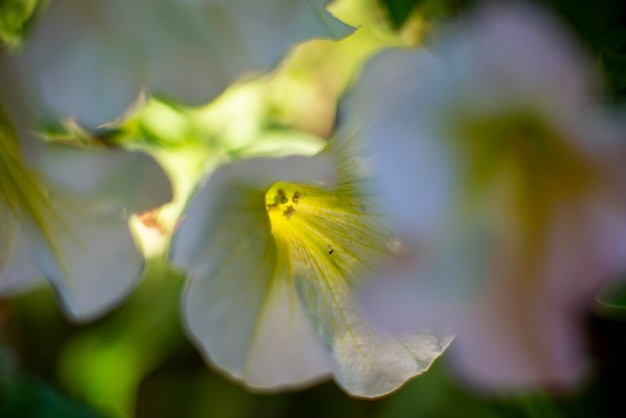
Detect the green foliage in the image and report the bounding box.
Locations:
[377,0,425,29]
[598,30,626,101]
[0,0,42,49]
[596,277,626,316]
[540,0,626,102]
[0,377,107,418]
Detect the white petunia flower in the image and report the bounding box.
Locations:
[351,3,626,390]
[172,141,452,397]
[9,0,353,127]
[0,107,172,321]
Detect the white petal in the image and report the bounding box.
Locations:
[338,49,456,237]
[451,201,626,389]
[31,144,171,320]
[1,96,170,321]
[357,226,491,336]
[337,49,445,143]
[35,198,145,321]
[14,0,141,126]
[184,264,333,389]
[349,1,626,392]
[205,0,353,68]
[295,268,452,397]
[39,143,172,215]
[439,2,596,126]
[243,275,333,388]
[174,156,336,389]
[271,153,454,396]
[13,0,352,126]
[0,205,43,293]
[148,0,353,104]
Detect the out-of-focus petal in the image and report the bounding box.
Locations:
[350,2,626,391]
[439,2,595,121]
[33,144,172,320]
[38,143,173,215]
[12,0,353,126]
[336,49,455,238]
[0,105,50,294]
[336,49,445,142]
[35,200,145,321]
[1,103,172,320]
[0,205,42,293]
[451,200,626,389]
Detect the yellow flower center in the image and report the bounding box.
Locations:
[449,111,602,277]
[455,112,596,229]
[264,180,391,285]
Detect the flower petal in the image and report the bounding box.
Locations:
[38,143,172,215]
[350,3,626,391]
[37,145,171,320]
[285,203,454,398]
[0,205,43,293]
[295,270,453,397]
[337,48,445,144]
[175,149,451,396]
[13,0,352,126]
[1,98,171,321]
[449,201,626,389]
[337,48,455,238]
[262,148,453,397]
[174,156,336,389]
[35,200,146,321]
[439,2,596,121]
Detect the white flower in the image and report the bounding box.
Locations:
[172,142,452,397]
[8,0,352,127]
[0,107,172,321]
[350,3,626,390]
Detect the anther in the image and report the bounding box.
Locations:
[283,205,296,219]
[275,189,289,205]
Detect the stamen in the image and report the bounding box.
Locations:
[276,188,289,205]
[265,184,304,218]
[283,205,296,220]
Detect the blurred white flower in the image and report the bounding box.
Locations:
[350,3,626,390]
[0,107,172,321]
[8,0,352,127]
[172,144,451,397]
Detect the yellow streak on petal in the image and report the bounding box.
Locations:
[263,177,445,396]
[266,181,389,283]
[264,178,392,343]
[0,108,71,288]
[0,108,51,234]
